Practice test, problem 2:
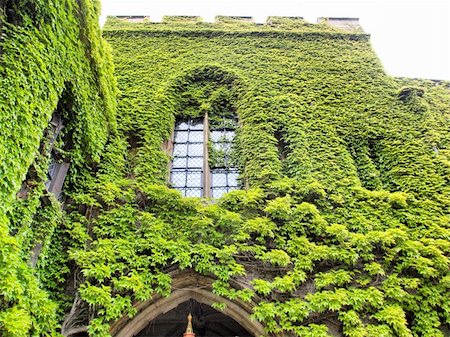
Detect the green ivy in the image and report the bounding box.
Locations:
[1,10,450,337]
[0,0,116,336]
[79,17,447,336]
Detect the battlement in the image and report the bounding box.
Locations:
[317,17,362,31]
[108,15,364,33]
[266,16,305,24]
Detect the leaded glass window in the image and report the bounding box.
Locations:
[170,112,239,198]
[171,117,204,197]
[209,114,239,198]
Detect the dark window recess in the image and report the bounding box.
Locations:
[349,138,383,191]
[45,152,70,199]
[135,299,252,337]
[126,130,143,150]
[170,117,205,197]
[1,0,47,26]
[16,165,38,199]
[1,0,20,25]
[17,109,70,200]
[125,130,144,179]
[275,130,288,161]
[398,86,424,103]
[367,139,378,163]
[43,108,71,199]
[46,111,64,148]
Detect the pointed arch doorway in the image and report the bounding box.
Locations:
[110,270,267,337]
[135,299,253,337]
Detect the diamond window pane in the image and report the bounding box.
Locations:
[210,131,224,142]
[171,171,186,187]
[173,143,188,156]
[211,141,222,151]
[188,143,204,156]
[187,157,203,168]
[211,171,227,187]
[186,171,202,187]
[215,117,237,130]
[189,131,203,142]
[174,131,188,143]
[224,130,235,141]
[185,188,203,197]
[173,157,187,168]
[174,187,184,194]
[228,172,239,186]
[211,187,228,199]
[175,121,189,130]
[213,142,231,152]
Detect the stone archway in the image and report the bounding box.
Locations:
[134,299,253,337]
[110,270,272,337]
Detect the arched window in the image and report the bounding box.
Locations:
[170,110,239,198]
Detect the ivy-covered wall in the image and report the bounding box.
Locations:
[0,0,116,336]
[1,9,450,337]
[79,16,447,337]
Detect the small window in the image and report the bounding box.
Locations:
[170,112,239,198]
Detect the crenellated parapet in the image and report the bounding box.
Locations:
[108,15,365,33]
[317,17,362,31]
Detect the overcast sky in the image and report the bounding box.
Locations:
[100,0,450,80]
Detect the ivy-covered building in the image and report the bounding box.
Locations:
[1,2,450,337]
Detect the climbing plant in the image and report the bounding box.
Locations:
[0,0,116,336]
[62,17,449,337]
[1,9,449,337]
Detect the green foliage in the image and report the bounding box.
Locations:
[0,0,116,335]
[0,307,32,337]
[1,10,450,337]
[93,18,449,336]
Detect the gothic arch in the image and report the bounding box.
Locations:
[166,64,244,119]
[164,65,245,197]
[172,64,242,89]
[110,270,281,337]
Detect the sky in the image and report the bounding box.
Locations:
[99,0,450,80]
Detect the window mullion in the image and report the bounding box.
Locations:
[185,123,190,196]
[203,112,211,197]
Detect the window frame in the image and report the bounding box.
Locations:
[168,111,239,198]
